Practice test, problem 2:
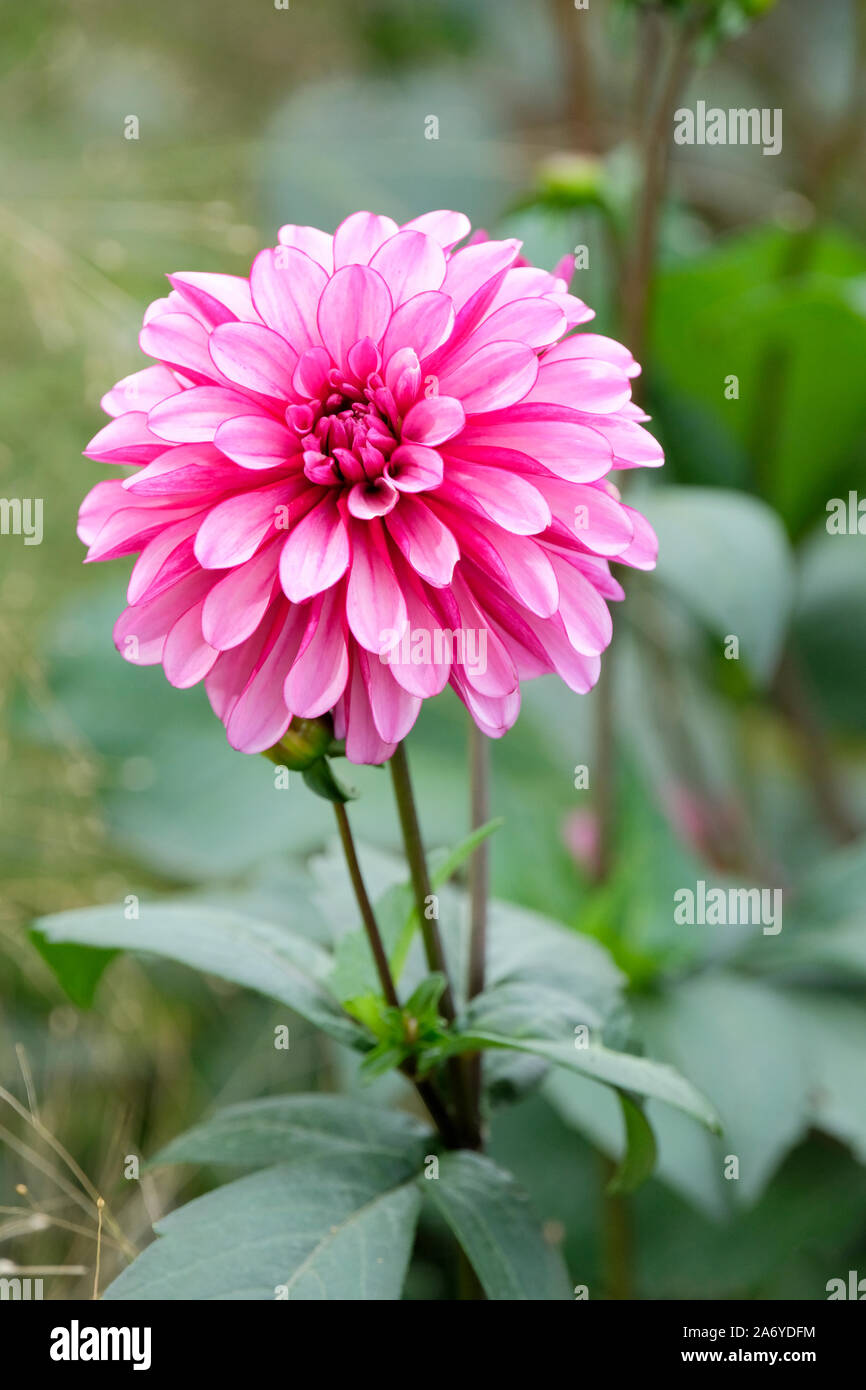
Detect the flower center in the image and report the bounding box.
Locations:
[295,369,400,490]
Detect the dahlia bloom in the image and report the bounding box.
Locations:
[79,210,662,764]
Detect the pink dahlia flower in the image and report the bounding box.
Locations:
[79,210,662,764]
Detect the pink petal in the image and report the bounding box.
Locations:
[345,520,408,654]
[443,238,523,314]
[101,365,180,418]
[387,443,444,493]
[341,656,398,765]
[277,224,335,273]
[127,518,201,604]
[526,357,632,414]
[438,341,538,414]
[148,386,263,444]
[439,459,550,534]
[123,443,252,498]
[333,212,399,268]
[278,494,350,602]
[284,588,349,718]
[84,413,166,465]
[168,272,258,326]
[113,570,213,667]
[347,477,398,519]
[616,506,658,570]
[225,603,306,753]
[202,540,280,650]
[249,247,326,352]
[358,647,422,744]
[292,346,333,400]
[385,495,458,586]
[382,291,455,364]
[369,231,447,306]
[544,332,638,376]
[317,265,393,372]
[548,553,612,655]
[209,321,299,401]
[402,210,471,250]
[139,312,222,386]
[214,415,300,470]
[163,599,219,688]
[456,407,613,482]
[401,396,465,447]
[194,480,294,568]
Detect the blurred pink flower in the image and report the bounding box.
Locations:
[80,210,662,763]
[562,808,601,878]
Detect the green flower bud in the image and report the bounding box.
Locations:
[262,717,333,771]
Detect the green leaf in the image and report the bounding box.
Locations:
[606,1094,658,1195]
[301,757,359,804]
[636,973,808,1203]
[422,1151,571,1300]
[639,485,795,684]
[150,1094,430,1170]
[29,932,116,1009]
[105,1152,423,1301]
[35,902,365,1051]
[446,1030,721,1133]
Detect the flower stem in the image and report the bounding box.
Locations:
[389,743,456,1019]
[334,802,400,1010]
[465,718,490,1129]
[389,742,480,1149]
[332,801,459,1147]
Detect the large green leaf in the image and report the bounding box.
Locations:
[151,1095,430,1170]
[636,973,808,1204]
[422,1150,571,1301]
[35,901,364,1050]
[639,485,795,684]
[105,1151,423,1300]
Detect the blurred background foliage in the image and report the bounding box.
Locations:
[1,0,865,1300]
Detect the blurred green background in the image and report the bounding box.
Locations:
[2,0,866,1300]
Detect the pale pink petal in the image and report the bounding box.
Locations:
[385,496,458,587]
[168,272,258,325]
[438,341,538,414]
[279,494,351,603]
[148,386,264,444]
[84,412,166,464]
[214,414,300,470]
[277,224,335,273]
[284,588,349,718]
[333,212,399,268]
[369,231,447,306]
[401,396,465,446]
[101,365,180,417]
[202,540,280,650]
[249,247,326,352]
[317,266,392,372]
[163,599,219,688]
[209,321,299,400]
[387,444,443,493]
[345,520,408,654]
[402,210,471,250]
[382,291,455,364]
[195,480,294,568]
